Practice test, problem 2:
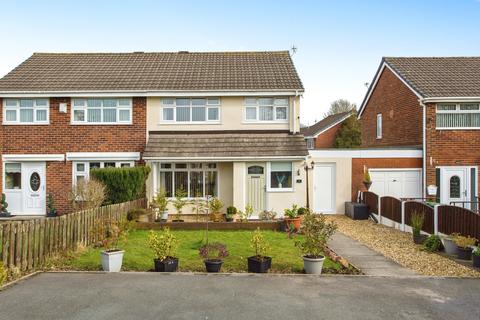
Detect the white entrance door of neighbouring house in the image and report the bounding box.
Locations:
[440,167,470,208]
[313,163,336,213]
[22,162,46,215]
[369,169,422,199]
[246,163,266,215]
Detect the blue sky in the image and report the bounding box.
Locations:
[1,0,480,124]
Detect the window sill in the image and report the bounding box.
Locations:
[158,121,221,125]
[436,127,480,130]
[267,188,294,193]
[70,122,133,125]
[242,120,289,124]
[3,122,50,125]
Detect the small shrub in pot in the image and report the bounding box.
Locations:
[172,188,188,222]
[226,206,237,222]
[295,210,337,274]
[199,242,229,273]
[147,228,179,272]
[410,211,427,245]
[473,247,480,268]
[259,210,277,221]
[97,218,134,272]
[284,204,302,232]
[209,197,224,222]
[151,189,169,222]
[454,235,476,260]
[247,228,272,273]
[422,235,443,252]
[363,170,372,190]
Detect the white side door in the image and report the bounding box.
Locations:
[313,163,336,213]
[441,167,469,207]
[22,162,46,215]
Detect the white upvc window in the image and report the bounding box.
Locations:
[376,113,382,139]
[72,161,134,185]
[436,103,480,129]
[3,99,49,124]
[244,98,289,122]
[160,98,220,123]
[71,98,132,124]
[157,163,218,198]
[306,138,315,150]
[267,162,294,192]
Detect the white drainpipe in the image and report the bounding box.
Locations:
[420,100,427,199]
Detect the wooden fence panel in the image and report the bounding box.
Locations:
[0,198,146,273]
[438,205,480,239]
[380,196,402,223]
[404,201,434,234]
[362,191,379,215]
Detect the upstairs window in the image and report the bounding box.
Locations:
[436,103,480,129]
[306,138,315,150]
[376,113,382,139]
[3,99,49,124]
[244,98,289,122]
[161,98,220,123]
[72,98,132,124]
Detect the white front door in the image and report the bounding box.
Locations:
[246,163,266,216]
[440,167,470,207]
[313,163,336,213]
[22,162,46,215]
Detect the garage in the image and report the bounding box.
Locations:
[369,169,422,199]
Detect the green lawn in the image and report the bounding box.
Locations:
[59,230,344,273]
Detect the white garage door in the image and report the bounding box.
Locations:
[369,169,422,199]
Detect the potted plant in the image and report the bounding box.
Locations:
[191,195,207,222]
[152,189,169,222]
[172,188,188,222]
[226,206,237,222]
[410,211,427,244]
[147,228,179,272]
[473,247,480,268]
[98,218,133,272]
[209,197,224,222]
[46,193,57,217]
[259,210,277,221]
[363,170,372,190]
[247,228,272,273]
[422,234,443,252]
[454,235,476,260]
[199,242,229,272]
[0,193,10,218]
[284,204,301,232]
[441,233,460,256]
[295,210,337,274]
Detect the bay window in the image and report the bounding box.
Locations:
[3,99,49,124]
[244,98,288,122]
[436,103,480,129]
[267,162,293,191]
[72,98,132,124]
[160,98,220,123]
[158,163,218,198]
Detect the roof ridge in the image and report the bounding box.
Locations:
[32,50,291,55]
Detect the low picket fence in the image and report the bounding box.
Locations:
[0,198,146,273]
[361,191,480,239]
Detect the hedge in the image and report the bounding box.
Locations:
[90,166,151,204]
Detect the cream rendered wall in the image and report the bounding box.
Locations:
[308,157,352,214]
[147,96,300,133]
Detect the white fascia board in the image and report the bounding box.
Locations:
[309,149,423,159]
[66,152,140,161]
[143,155,307,162]
[422,97,480,103]
[2,154,65,162]
[0,90,303,98]
[357,61,423,118]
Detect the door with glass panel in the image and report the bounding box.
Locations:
[441,167,470,209]
[246,163,266,216]
[22,162,46,215]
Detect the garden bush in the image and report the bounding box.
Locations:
[127,208,147,221]
[90,166,151,204]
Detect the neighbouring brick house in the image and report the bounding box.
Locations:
[358,57,480,210]
[0,51,307,216]
[301,111,354,149]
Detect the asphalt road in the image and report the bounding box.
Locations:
[0,272,479,320]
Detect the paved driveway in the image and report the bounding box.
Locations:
[1,272,479,320]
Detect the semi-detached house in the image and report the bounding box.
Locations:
[0,51,308,216]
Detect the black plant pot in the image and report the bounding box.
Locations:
[413,233,428,245]
[204,259,223,273]
[457,247,473,260]
[247,256,272,273]
[226,217,234,222]
[154,257,179,272]
[473,255,480,268]
[0,212,11,218]
[47,211,57,218]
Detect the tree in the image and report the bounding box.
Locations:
[324,99,357,117]
[333,114,362,148]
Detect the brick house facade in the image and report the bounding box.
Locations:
[302,111,353,149]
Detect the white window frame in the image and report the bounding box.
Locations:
[266,161,294,192]
[243,98,289,123]
[71,98,132,125]
[159,98,221,124]
[72,161,134,185]
[157,162,219,199]
[436,103,480,130]
[3,99,50,125]
[306,138,315,150]
[376,113,382,139]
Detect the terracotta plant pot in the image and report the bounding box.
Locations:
[284,217,302,232]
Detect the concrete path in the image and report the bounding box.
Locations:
[1,272,479,320]
[329,232,417,276]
